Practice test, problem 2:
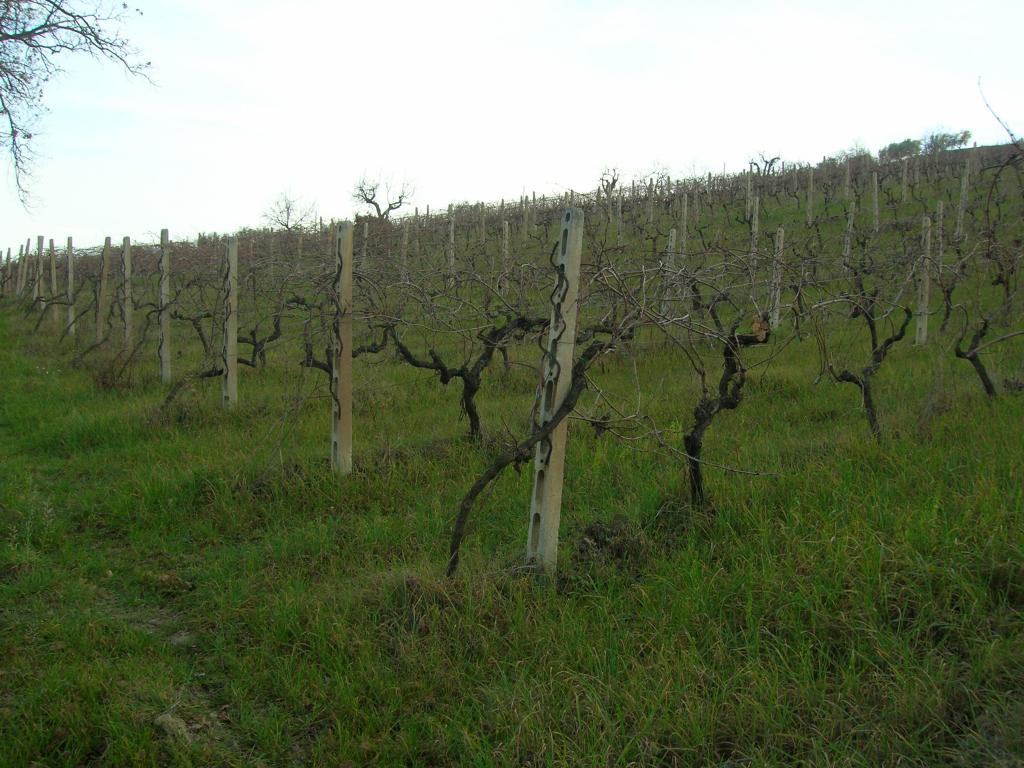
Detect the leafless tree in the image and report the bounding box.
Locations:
[0,0,149,201]
[262,193,315,232]
[352,177,412,221]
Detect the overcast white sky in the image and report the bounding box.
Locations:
[2,0,1022,248]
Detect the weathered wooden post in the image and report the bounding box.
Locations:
[399,219,409,282]
[222,237,238,408]
[955,160,969,241]
[47,238,57,297]
[501,220,509,271]
[95,237,111,344]
[679,191,688,259]
[871,170,880,234]
[33,236,43,303]
[121,237,133,351]
[806,168,814,226]
[360,221,368,270]
[745,168,753,222]
[447,204,456,274]
[159,229,172,384]
[661,227,677,316]
[15,245,26,296]
[750,195,760,263]
[916,216,931,346]
[770,226,785,328]
[526,207,583,574]
[842,203,856,266]
[615,192,624,247]
[65,237,75,339]
[330,221,354,475]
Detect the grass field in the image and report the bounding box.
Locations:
[2,272,1024,766]
[3,149,1024,765]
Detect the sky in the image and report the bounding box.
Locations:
[2,0,1022,249]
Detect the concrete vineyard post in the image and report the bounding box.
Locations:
[615,192,623,247]
[95,237,111,345]
[750,195,760,264]
[400,220,409,282]
[526,207,583,574]
[844,158,851,200]
[806,168,814,226]
[447,205,456,274]
[770,227,785,328]
[871,170,880,234]
[916,216,931,346]
[33,235,42,303]
[680,191,688,260]
[121,237,133,351]
[159,229,172,384]
[330,222,354,476]
[66,237,75,339]
[745,169,752,222]
[47,239,57,329]
[843,203,856,266]
[222,237,238,409]
[901,158,908,203]
[956,160,969,241]
[662,227,677,316]
[501,220,509,273]
[361,222,368,270]
[15,245,25,296]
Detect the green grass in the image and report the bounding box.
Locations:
[2,290,1023,765]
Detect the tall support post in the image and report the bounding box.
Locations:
[221,237,238,408]
[900,157,909,203]
[501,220,509,270]
[679,191,688,260]
[33,235,43,303]
[400,219,409,282]
[159,229,172,384]
[916,217,932,346]
[750,195,760,260]
[936,201,945,266]
[806,167,814,226]
[121,237,133,350]
[1,248,9,296]
[745,169,753,221]
[330,222,354,475]
[360,221,368,270]
[47,239,58,328]
[15,245,26,296]
[447,205,456,274]
[844,157,851,200]
[770,226,785,328]
[661,227,677,316]
[955,160,969,241]
[646,180,654,224]
[65,237,75,339]
[871,170,880,234]
[526,207,583,574]
[615,192,623,247]
[48,238,57,298]
[24,237,31,290]
[842,203,856,267]
[95,237,111,344]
